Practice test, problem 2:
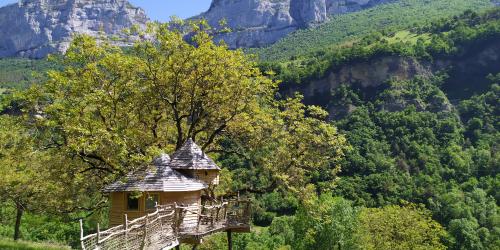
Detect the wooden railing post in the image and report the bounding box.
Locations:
[96,223,100,248]
[141,213,149,250]
[79,219,85,250]
[223,199,227,220]
[173,202,179,235]
[124,214,129,250]
[156,206,162,229]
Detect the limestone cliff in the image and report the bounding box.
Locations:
[196,0,392,48]
[0,0,148,58]
[281,39,500,117]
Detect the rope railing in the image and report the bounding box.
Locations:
[80,199,251,250]
[80,206,178,250]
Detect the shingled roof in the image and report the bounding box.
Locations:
[169,138,221,170]
[103,154,207,193]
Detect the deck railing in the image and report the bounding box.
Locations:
[80,199,251,250]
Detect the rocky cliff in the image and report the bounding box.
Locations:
[196,0,392,48]
[0,0,148,58]
[281,38,500,117]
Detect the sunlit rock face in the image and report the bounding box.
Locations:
[0,0,148,58]
[195,0,392,48]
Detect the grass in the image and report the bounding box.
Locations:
[0,238,71,250]
[384,30,431,45]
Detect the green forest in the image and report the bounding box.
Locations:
[0,1,499,250]
[252,0,495,61]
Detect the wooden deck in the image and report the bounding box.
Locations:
[178,200,251,244]
[80,200,251,250]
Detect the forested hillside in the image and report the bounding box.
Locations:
[0,1,498,250]
[265,7,500,96]
[253,0,496,61]
[234,8,500,250]
[0,58,55,105]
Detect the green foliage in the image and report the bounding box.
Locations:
[0,2,498,248]
[0,205,77,247]
[194,197,447,250]
[252,191,298,226]
[261,7,500,86]
[0,237,69,250]
[331,74,499,249]
[253,0,494,62]
[357,204,447,250]
[192,195,360,250]
[458,82,499,147]
[0,58,57,111]
[19,22,347,200]
[3,20,347,247]
[0,58,55,91]
[292,192,360,250]
[429,187,499,250]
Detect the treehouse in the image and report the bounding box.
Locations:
[103,152,207,228]
[84,139,250,250]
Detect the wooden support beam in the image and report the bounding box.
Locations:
[227,230,232,250]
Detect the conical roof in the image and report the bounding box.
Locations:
[152,153,171,166]
[169,138,221,170]
[103,153,207,192]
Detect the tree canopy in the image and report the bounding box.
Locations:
[19,21,347,207]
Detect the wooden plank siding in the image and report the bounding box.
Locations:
[109,191,202,228]
[192,170,219,185]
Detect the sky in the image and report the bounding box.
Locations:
[0,0,212,21]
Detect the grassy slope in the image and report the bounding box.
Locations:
[253,0,494,61]
[0,238,70,250]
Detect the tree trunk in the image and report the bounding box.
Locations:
[14,203,24,241]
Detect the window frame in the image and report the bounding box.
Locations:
[144,193,160,211]
[126,193,140,211]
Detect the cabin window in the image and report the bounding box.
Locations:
[205,171,208,176]
[145,194,159,210]
[127,194,139,211]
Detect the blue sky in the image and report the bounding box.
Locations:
[0,0,212,21]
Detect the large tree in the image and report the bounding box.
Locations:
[21,21,347,204]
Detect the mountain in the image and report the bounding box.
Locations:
[196,0,393,49]
[253,0,496,61]
[0,0,148,59]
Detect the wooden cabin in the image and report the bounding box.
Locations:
[103,139,221,228]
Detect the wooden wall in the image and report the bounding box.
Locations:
[108,191,202,228]
[109,192,146,226]
[192,170,219,185]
